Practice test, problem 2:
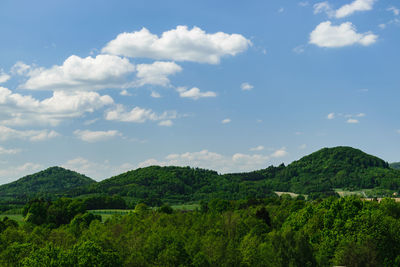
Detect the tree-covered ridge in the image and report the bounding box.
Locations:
[1,147,400,207]
[390,162,400,170]
[0,166,96,200]
[252,146,400,194]
[84,166,274,205]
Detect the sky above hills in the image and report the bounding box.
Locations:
[0,0,399,183]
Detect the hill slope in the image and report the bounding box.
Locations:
[0,166,95,203]
[255,146,400,193]
[390,162,400,170]
[83,165,274,205]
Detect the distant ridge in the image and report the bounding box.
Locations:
[1,147,400,206]
[390,162,400,170]
[0,166,95,200]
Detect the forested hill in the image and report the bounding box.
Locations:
[82,166,274,205]
[253,146,400,194]
[0,166,95,201]
[1,147,400,206]
[390,162,400,170]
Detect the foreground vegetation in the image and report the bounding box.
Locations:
[2,196,400,266]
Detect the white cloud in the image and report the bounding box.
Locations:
[150,91,161,98]
[74,129,121,142]
[62,157,134,181]
[0,125,59,142]
[299,144,307,150]
[120,90,132,96]
[0,146,20,155]
[177,87,217,100]
[250,145,264,151]
[379,24,386,29]
[20,54,135,91]
[327,112,335,119]
[347,118,359,124]
[241,82,254,91]
[310,21,377,48]
[271,148,288,158]
[314,0,376,18]
[0,162,43,185]
[335,0,376,18]
[0,71,10,84]
[221,118,231,124]
[11,62,31,76]
[158,120,173,127]
[314,2,334,16]
[102,26,251,64]
[135,61,181,87]
[388,6,400,16]
[345,112,365,118]
[0,87,113,126]
[138,148,288,173]
[105,104,177,124]
[293,45,306,54]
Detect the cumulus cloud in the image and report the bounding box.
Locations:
[314,0,376,18]
[299,144,307,150]
[19,54,135,91]
[138,148,288,173]
[0,162,43,185]
[310,21,377,48]
[0,146,20,155]
[314,2,335,16]
[102,26,251,64]
[0,87,113,126]
[335,0,376,18]
[74,129,121,142]
[105,104,177,124]
[347,118,359,124]
[250,145,264,151]
[241,82,254,91]
[388,6,400,16]
[135,61,182,87]
[221,118,231,124]
[62,157,135,181]
[177,87,216,100]
[327,112,335,119]
[271,148,288,158]
[158,120,173,127]
[120,90,132,96]
[0,125,59,142]
[11,62,31,76]
[0,70,10,84]
[150,91,161,98]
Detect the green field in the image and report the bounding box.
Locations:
[0,214,24,224]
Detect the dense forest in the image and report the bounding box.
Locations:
[1,146,400,209]
[2,196,400,266]
[1,146,400,265]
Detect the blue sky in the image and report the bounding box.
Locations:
[0,0,399,183]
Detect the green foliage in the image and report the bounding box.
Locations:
[390,162,400,170]
[3,197,400,266]
[0,167,95,209]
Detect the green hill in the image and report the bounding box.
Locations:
[1,147,400,207]
[255,146,400,194]
[390,162,400,170]
[83,166,274,205]
[0,166,95,205]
